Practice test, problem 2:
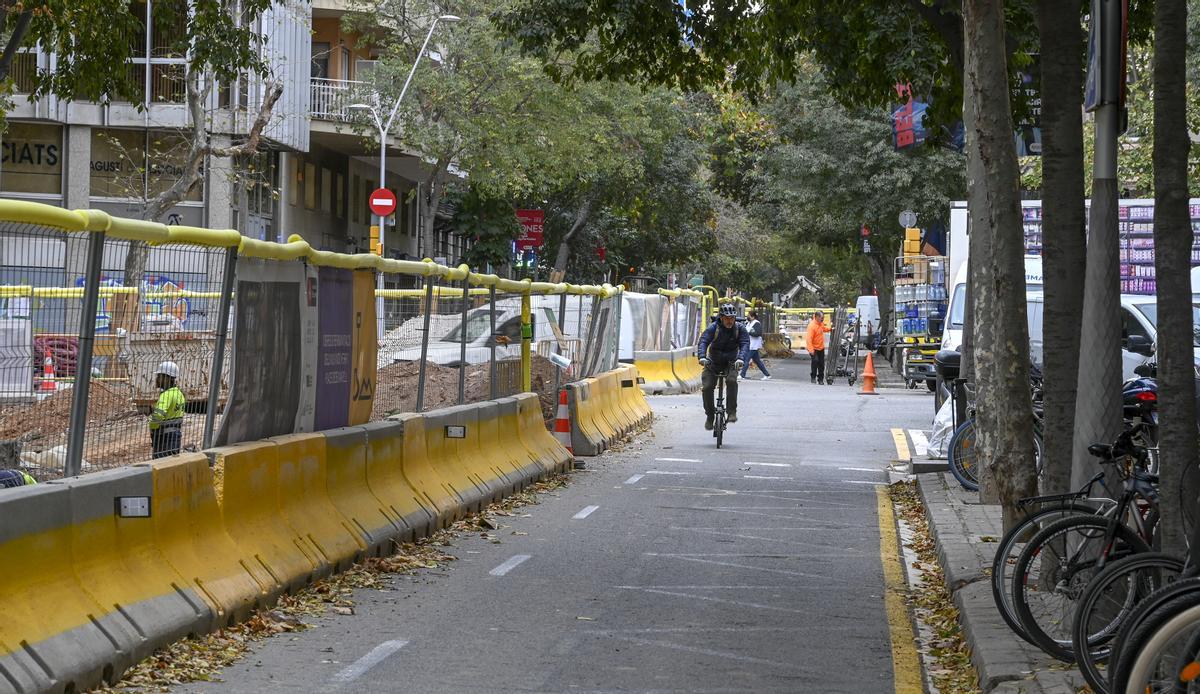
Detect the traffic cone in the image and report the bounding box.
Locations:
[39,347,56,392]
[553,388,573,453]
[858,352,878,396]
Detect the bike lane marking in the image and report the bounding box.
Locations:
[624,474,645,484]
[330,640,409,684]
[489,554,532,577]
[573,505,600,519]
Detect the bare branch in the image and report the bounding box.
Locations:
[210,81,285,157]
[0,9,33,83]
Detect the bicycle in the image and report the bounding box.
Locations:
[713,365,728,448]
[991,472,1116,644]
[947,413,1045,491]
[1070,551,1184,692]
[1010,425,1160,661]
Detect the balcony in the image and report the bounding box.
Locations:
[310,77,368,122]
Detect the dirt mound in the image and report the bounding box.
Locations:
[0,380,141,443]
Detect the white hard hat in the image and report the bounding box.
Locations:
[155,361,180,378]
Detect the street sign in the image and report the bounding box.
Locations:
[368,188,397,217]
[898,210,917,228]
[515,209,544,251]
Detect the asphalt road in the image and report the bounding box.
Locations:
[181,357,933,694]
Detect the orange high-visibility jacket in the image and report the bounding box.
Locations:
[806,319,832,353]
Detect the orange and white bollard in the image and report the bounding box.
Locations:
[858,352,878,396]
[40,347,57,392]
[553,388,573,453]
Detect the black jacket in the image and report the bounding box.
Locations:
[697,321,750,364]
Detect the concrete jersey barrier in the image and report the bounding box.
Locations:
[0,394,583,694]
[670,347,703,393]
[633,350,682,395]
[564,364,653,456]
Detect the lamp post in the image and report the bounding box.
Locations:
[350,13,460,338]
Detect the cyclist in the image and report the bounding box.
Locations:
[697,303,749,430]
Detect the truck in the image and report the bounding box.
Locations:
[941,198,1200,389]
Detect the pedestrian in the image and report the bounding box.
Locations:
[697,303,749,430]
[0,468,37,488]
[149,361,185,459]
[806,311,832,384]
[740,310,771,381]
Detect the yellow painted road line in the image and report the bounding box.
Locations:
[876,485,923,694]
[891,428,912,463]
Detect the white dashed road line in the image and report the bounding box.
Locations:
[330,640,409,683]
[489,554,532,576]
[644,470,693,475]
[655,457,702,463]
[745,462,792,467]
[624,474,645,484]
[573,505,600,520]
[839,467,881,473]
[743,475,793,480]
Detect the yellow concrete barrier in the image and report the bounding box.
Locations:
[322,427,407,556]
[495,397,548,485]
[515,392,572,474]
[270,433,366,572]
[390,412,461,528]
[564,366,654,456]
[421,406,491,514]
[361,420,438,541]
[210,441,324,599]
[670,348,703,393]
[634,350,682,394]
[147,453,271,628]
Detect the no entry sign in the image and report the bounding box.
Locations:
[368,188,397,217]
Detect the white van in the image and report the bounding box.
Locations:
[854,295,880,346]
[942,255,1044,363]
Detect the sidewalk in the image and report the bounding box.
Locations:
[916,472,1086,693]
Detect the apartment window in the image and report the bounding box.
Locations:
[351,174,361,223]
[289,157,299,206]
[340,48,351,80]
[304,163,316,209]
[312,42,331,79]
[90,128,202,202]
[335,173,345,219]
[120,0,189,106]
[365,179,375,222]
[321,168,332,214]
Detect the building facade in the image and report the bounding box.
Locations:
[1,0,467,270]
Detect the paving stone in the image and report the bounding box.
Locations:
[916,474,1086,694]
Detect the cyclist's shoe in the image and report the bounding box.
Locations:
[727,411,738,424]
[810,376,816,384]
[705,415,715,431]
[761,375,772,381]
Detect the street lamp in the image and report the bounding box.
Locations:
[350,13,460,339]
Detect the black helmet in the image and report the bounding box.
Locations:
[719,304,737,317]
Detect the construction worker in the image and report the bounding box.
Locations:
[149,361,185,459]
[697,303,749,430]
[806,311,832,384]
[0,469,37,488]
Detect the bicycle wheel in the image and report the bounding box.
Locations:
[1012,514,1151,661]
[1033,429,1045,479]
[1110,581,1200,693]
[1109,578,1200,692]
[947,419,978,491]
[1071,552,1184,693]
[715,412,725,448]
[992,502,1102,642]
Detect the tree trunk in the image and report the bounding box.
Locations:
[868,253,893,340]
[963,0,1036,529]
[1151,0,1196,556]
[1035,0,1087,496]
[419,175,443,261]
[552,195,596,272]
